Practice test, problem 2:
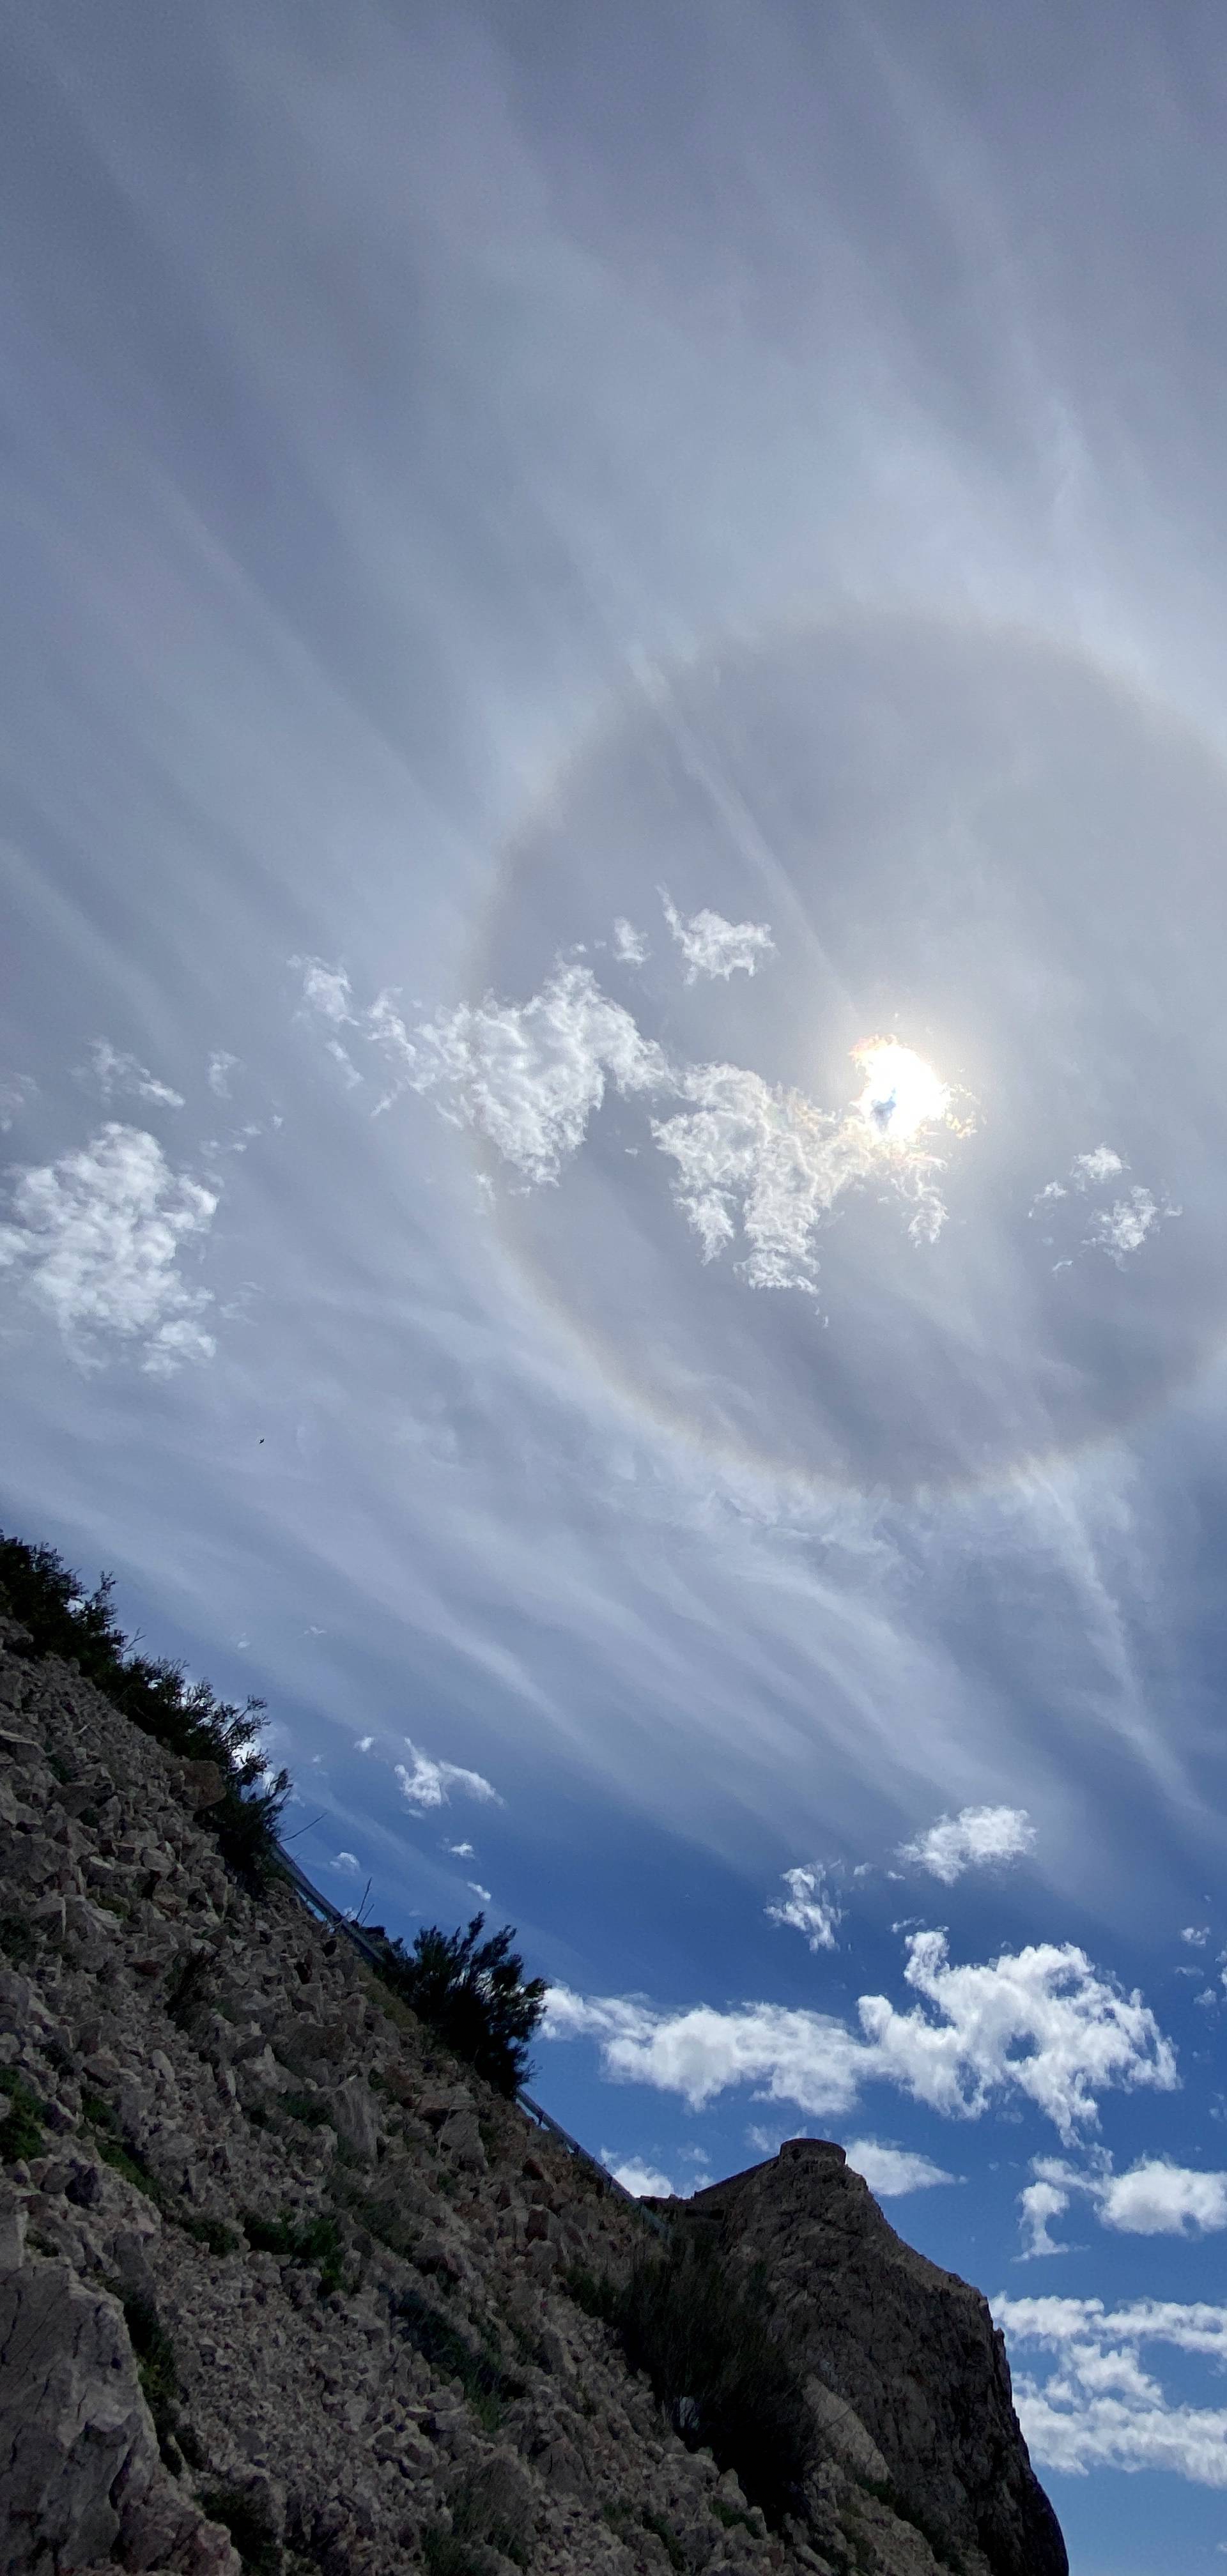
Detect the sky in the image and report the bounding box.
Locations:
[4,5,1227,2566]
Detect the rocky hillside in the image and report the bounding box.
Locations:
[0,1620,1066,2576]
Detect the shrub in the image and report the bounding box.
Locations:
[0,1532,288,1890]
[373,1913,546,2097]
[643,2507,687,2569]
[240,2208,345,2294]
[0,2069,47,2162]
[566,2234,812,2530]
[163,1946,216,2029]
[118,2289,181,2461]
[0,1913,36,1966]
[393,2287,521,2430]
[199,2483,281,2576]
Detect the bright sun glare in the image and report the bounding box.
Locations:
[851,1038,949,1145]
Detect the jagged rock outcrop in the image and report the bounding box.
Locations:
[0,1618,1065,2576]
[651,2143,1066,2576]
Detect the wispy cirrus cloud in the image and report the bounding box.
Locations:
[0,1072,36,1131]
[0,1123,217,1373]
[899,1803,1036,1884]
[207,1050,242,1099]
[766,1863,842,1951]
[74,1038,185,1110]
[546,1929,1177,2144]
[659,888,775,983]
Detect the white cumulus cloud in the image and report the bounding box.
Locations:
[899,1804,1036,1885]
[546,1931,1176,2144]
[1017,2152,1227,2253]
[410,965,670,1183]
[1018,2177,1074,2259]
[766,1864,842,1952]
[0,1123,217,1372]
[1182,1926,1210,1947]
[1072,1146,1125,1187]
[328,1851,361,1876]
[994,2294,1227,2485]
[844,2139,958,2196]
[602,2150,674,2198]
[396,1739,502,1812]
[660,889,775,982]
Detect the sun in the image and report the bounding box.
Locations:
[851,1038,949,1145]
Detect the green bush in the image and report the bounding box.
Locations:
[566,2234,812,2531]
[0,2069,47,2162]
[0,1532,288,1890]
[371,1912,546,2097]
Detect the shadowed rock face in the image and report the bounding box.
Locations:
[671,2140,1067,2576]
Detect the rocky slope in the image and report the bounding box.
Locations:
[0,1621,1065,2576]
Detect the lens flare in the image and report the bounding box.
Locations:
[852,1038,949,1144]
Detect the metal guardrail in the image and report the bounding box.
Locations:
[272,1838,670,2237]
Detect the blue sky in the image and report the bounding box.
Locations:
[4,5,1227,2566]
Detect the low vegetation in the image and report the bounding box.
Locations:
[367,1913,546,2097]
[0,1531,288,1888]
[565,2232,814,2530]
[1,1527,547,2097]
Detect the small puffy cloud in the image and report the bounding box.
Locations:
[1072,1146,1125,1187]
[1182,1927,1210,1948]
[410,965,669,1183]
[396,1739,501,1812]
[898,1804,1035,1885]
[994,2294,1227,2485]
[75,1039,185,1110]
[660,889,775,983]
[0,1123,217,1372]
[653,1052,952,1290]
[766,1864,842,1952]
[328,1851,361,1876]
[1017,2152,1227,2251]
[447,1841,475,1858]
[1035,1143,1177,1268]
[844,2140,958,2196]
[292,956,355,1025]
[355,1735,374,1752]
[207,1050,241,1099]
[546,1931,1176,2144]
[1100,2161,1227,2237]
[467,1880,492,1903]
[0,1072,36,1131]
[601,2150,674,2198]
[1087,1187,1169,1266]
[1019,2178,1073,2259]
[612,918,649,965]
